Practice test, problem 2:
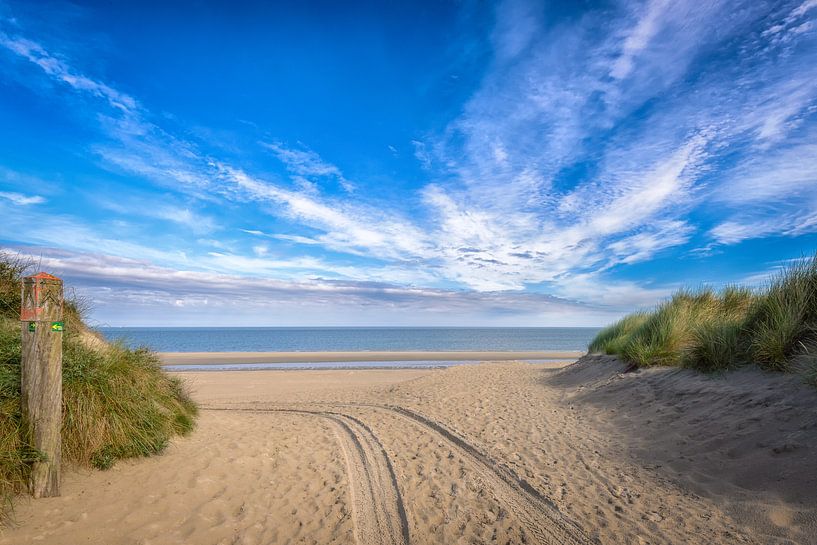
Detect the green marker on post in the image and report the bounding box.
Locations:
[51,322,64,332]
[28,322,35,332]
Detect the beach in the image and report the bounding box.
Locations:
[3,356,816,544]
[3,0,815,543]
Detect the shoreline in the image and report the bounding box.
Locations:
[158,350,584,365]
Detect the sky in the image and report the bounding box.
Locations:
[0,0,816,327]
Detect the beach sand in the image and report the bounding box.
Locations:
[2,356,816,544]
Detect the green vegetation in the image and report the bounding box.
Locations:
[588,312,649,355]
[0,252,197,520]
[589,253,817,377]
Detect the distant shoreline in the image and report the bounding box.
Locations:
[158,350,585,365]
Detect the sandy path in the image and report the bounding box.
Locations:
[2,361,815,544]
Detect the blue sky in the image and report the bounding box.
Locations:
[1,0,816,327]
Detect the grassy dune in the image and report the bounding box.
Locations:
[0,253,197,519]
[590,253,817,382]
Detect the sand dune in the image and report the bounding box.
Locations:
[2,357,815,544]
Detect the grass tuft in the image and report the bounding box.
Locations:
[588,312,649,354]
[688,321,744,372]
[792,345,817,387]
[741,257,817,371]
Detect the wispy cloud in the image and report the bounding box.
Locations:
[419,0,817,284]
[0,191,45,205]
[151,206,218,234]
[241,229,321,246]
[411,139,432,169]
[8,246,622,326]
[216,164,434,262]
[95,197,218,234]
[0,30,136,111]
[610,0,672,80]
[263,141,355,192]
[709,133,817,244]
[714,141,817,204]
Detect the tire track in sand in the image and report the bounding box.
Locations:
[204,404,591,545]
[203,407,409,545]
[353,403,593,545]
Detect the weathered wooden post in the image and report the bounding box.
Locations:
[20,272,64,498]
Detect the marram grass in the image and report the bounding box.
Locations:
[588,312,649,355]
[0,253,197,522]
[589,253,817,379]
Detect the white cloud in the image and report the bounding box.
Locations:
[582,135,709,236]
[271,233,321,245]
[710,220,780,245]
[411,139,432,169]
[708,131,817,245]
[491,0,541,61]
[94,196,218,234]
[605,221,694,266]
[6,246,628,326]
[0,191,45,205]
[151,206,217,234]
[263,141,341,177]
[746,79,817,145]
[553,272,675,309]
[610,0,672,80]
[217,164,434,262]
[710,207,817,245]
[0,32,137,112]
[714,142,817,204]
[263,141,355,192]
[251,244,268,257]
[793,0,817,18]
[196,238,227,249]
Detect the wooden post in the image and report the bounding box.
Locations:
[20,272,64,498]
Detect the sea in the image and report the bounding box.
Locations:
[98,327,600,353]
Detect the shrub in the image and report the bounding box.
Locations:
[0,252,197,521]
[588,253,817,378]
[62,340,197,470]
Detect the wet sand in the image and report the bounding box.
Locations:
[158,350,584,365]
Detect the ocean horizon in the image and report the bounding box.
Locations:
[99,326,601,353]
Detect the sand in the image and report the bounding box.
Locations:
[2,356,816,544]
[158,350,584,365]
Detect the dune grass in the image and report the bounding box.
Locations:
[588,312,649,355]
[0,252,197,521]
[589,253,817,377]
